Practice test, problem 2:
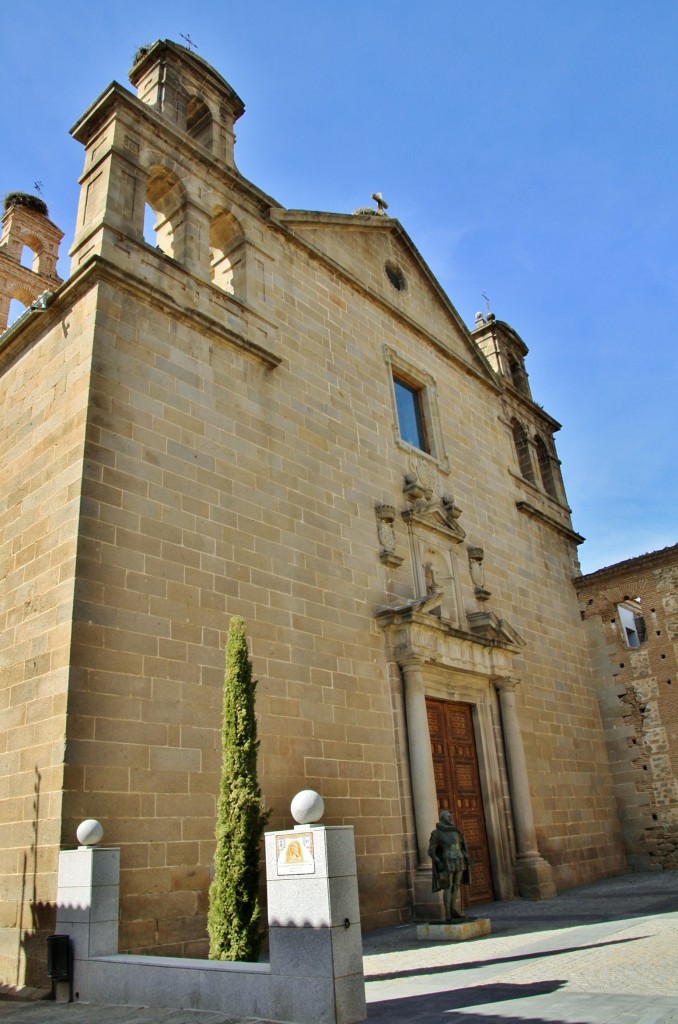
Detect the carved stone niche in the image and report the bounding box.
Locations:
[400,471,467,627]
[375,503,404,568]
[468,545,492,602]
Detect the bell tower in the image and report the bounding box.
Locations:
[128,39,245,169]
[0,193,63,331]
[68,39,273,343]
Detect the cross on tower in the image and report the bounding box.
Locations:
[180,33,198,51]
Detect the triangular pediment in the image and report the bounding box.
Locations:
[268,209,496,384]
[401,500,466,544]
[467,611,526,651]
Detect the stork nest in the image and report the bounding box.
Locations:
[4,192,48,216]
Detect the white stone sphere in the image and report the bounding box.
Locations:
[290,790,324,824]
[76,819,104,846]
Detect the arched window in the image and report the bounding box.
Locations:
[144,166,185,260]
[209,209,245,296]
[186,97,213,151]
[7,297,27,326]
[18,232,45,272]
[20,244,34,270]
[535,434,558,499]
[508,357,529,396]
[512,419,535,484]
[1,285,37,332]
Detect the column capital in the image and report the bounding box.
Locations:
[492,675,521,693]
[400,656,426,671]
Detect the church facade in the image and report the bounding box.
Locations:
[1,41,631,989]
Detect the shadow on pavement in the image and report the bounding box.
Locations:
[367,979,570,1022]
[363,873,678,953]
[366,933,645,982]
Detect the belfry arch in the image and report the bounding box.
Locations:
[144,165,187,261]
[186,96,214,150]
[0,193,62,331]
[209,208,245,296]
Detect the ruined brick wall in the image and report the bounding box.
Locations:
[576,547,678,869]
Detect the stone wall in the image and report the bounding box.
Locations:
[55,195,625,955]
[0,290,92,986]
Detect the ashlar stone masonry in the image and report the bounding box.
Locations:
[0,40,631,990]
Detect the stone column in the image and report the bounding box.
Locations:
[493,676,556,899]
[401,660,442,919]
[402,660,439,864]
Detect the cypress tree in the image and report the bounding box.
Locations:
[208,616,269,961]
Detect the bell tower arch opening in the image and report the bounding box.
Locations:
[209,209,245,296]
[144,165,186,260]
[186,96,214,150]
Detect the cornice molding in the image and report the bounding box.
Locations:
[516,500,584,545]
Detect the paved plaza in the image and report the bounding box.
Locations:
[1,872,676,1024]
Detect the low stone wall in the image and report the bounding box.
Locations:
[71,954,272,1019]
[55,823,366,1024]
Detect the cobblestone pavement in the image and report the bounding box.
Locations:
[1,872,676,1024]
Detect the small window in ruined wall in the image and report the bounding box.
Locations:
[618,601,647,648]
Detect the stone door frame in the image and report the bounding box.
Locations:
[425,667,515,903]
[378,602,556,914]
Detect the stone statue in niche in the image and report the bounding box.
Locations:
[468,546,491,602]
[428,810,472,921]
[375,504,403,568]
[423,561,443,596]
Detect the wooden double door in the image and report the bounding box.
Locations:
[426,697,494,905]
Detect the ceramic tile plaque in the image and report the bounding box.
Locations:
[275,831,316,875]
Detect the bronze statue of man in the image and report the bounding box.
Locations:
[428,809,471,921]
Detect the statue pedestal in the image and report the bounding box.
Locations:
[416,917,491,942]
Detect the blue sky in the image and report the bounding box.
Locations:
[2,1,676,574]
